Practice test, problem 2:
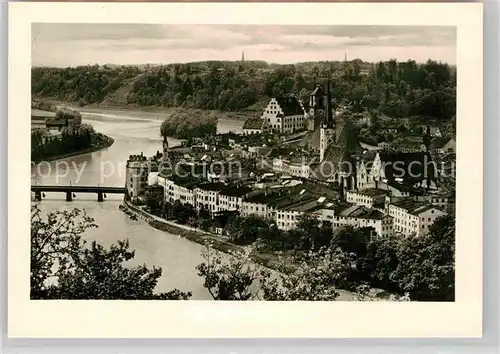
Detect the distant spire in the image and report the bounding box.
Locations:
[241,50,245,62]
[344,52,347,62]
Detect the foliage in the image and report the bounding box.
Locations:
[31,203,191,300]
[32,60,456,120]
[393,215,455,301]
[32,65,141,105]
[196,242,358,301]
[196,244,259,300]
[160,109,217,140]
[31,108,111,161]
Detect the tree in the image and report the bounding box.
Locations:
[196,243,353,301]
[31,203,191,300]
[196,243,259,300]
[393,215,455,301]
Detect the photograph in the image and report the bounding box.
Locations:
[7,1,483,339]
[30,23,457,302]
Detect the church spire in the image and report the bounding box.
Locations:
[241,50,245,62]
[324,77,333,127]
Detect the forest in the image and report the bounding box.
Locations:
[31,109,113,162]
[32,59,456,120]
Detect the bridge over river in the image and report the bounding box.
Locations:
[31,185,126,202]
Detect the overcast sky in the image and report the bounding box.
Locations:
[32,24,456,67]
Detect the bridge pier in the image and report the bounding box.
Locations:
[97,192,104,202]
[34,191,42,201]
[65,191,73,202]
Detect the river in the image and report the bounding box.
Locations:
[31,107,244,300]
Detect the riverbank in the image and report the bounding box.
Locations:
[119,199,359,301]
[31,135,115,164]
[33,97,261,122]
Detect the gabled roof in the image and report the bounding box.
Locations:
[275,96,305,116]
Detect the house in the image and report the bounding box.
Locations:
[242,118,264,135]
[241,192,269,218]
[260,96,306,134]
[272,157,312,179]
[333,204,393,237]
[159,174,199,206]
[193,182,226,213]
[388,199,447,237]
[430,137,456,155]
[218,185,253,212]
[346,188,387,209]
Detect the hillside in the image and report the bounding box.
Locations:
[31,59,456,121]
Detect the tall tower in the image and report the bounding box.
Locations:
[241,50,245,62]
[162,135,169,161]
[319,79,336,163]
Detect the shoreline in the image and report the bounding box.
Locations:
[31,136,115,164]
[119,199,359,301]
[33,97,255,122]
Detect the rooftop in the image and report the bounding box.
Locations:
[243,118,264,130]
[355,188,387,197]
[275,96,305,116]
[391,199,438,215]
[337,204,387,220]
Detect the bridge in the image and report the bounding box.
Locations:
[31,185,126,202]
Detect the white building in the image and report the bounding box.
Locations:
[241,193,269,218]
[272,158,311,179]
[193,183,226,213]
[159,175,198,206]
[218,185,253,212]
[346,188,387,209]
[125,154,149,199]
[260,96,306,134]
[242,119,264,135]
[388,199,447,237]
[333,204,393,237]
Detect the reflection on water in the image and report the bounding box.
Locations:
[32,108,244,300]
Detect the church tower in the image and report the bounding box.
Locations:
[162,135,169,161]
[319,79,336,162]
[307,84,324,131]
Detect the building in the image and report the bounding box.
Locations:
[159,175,199,206]
[218,185,253,212]
[193,182,226,213]
[369,151,437,189]
[346,188,387,209]
[241,192,269,218]
[272,158,311,179]
[125,154,149,199]
[242,118,264,135]
[430,137,456,155]
[260,96,306,134]
[388,199,447,237]
[333,204,393,237]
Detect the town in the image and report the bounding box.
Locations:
[125,79,456,240]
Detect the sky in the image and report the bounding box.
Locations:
[32,24,456,67]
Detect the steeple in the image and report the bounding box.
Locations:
[241,50,245,62]
[324,78,333,127]
[344,52,347,62]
